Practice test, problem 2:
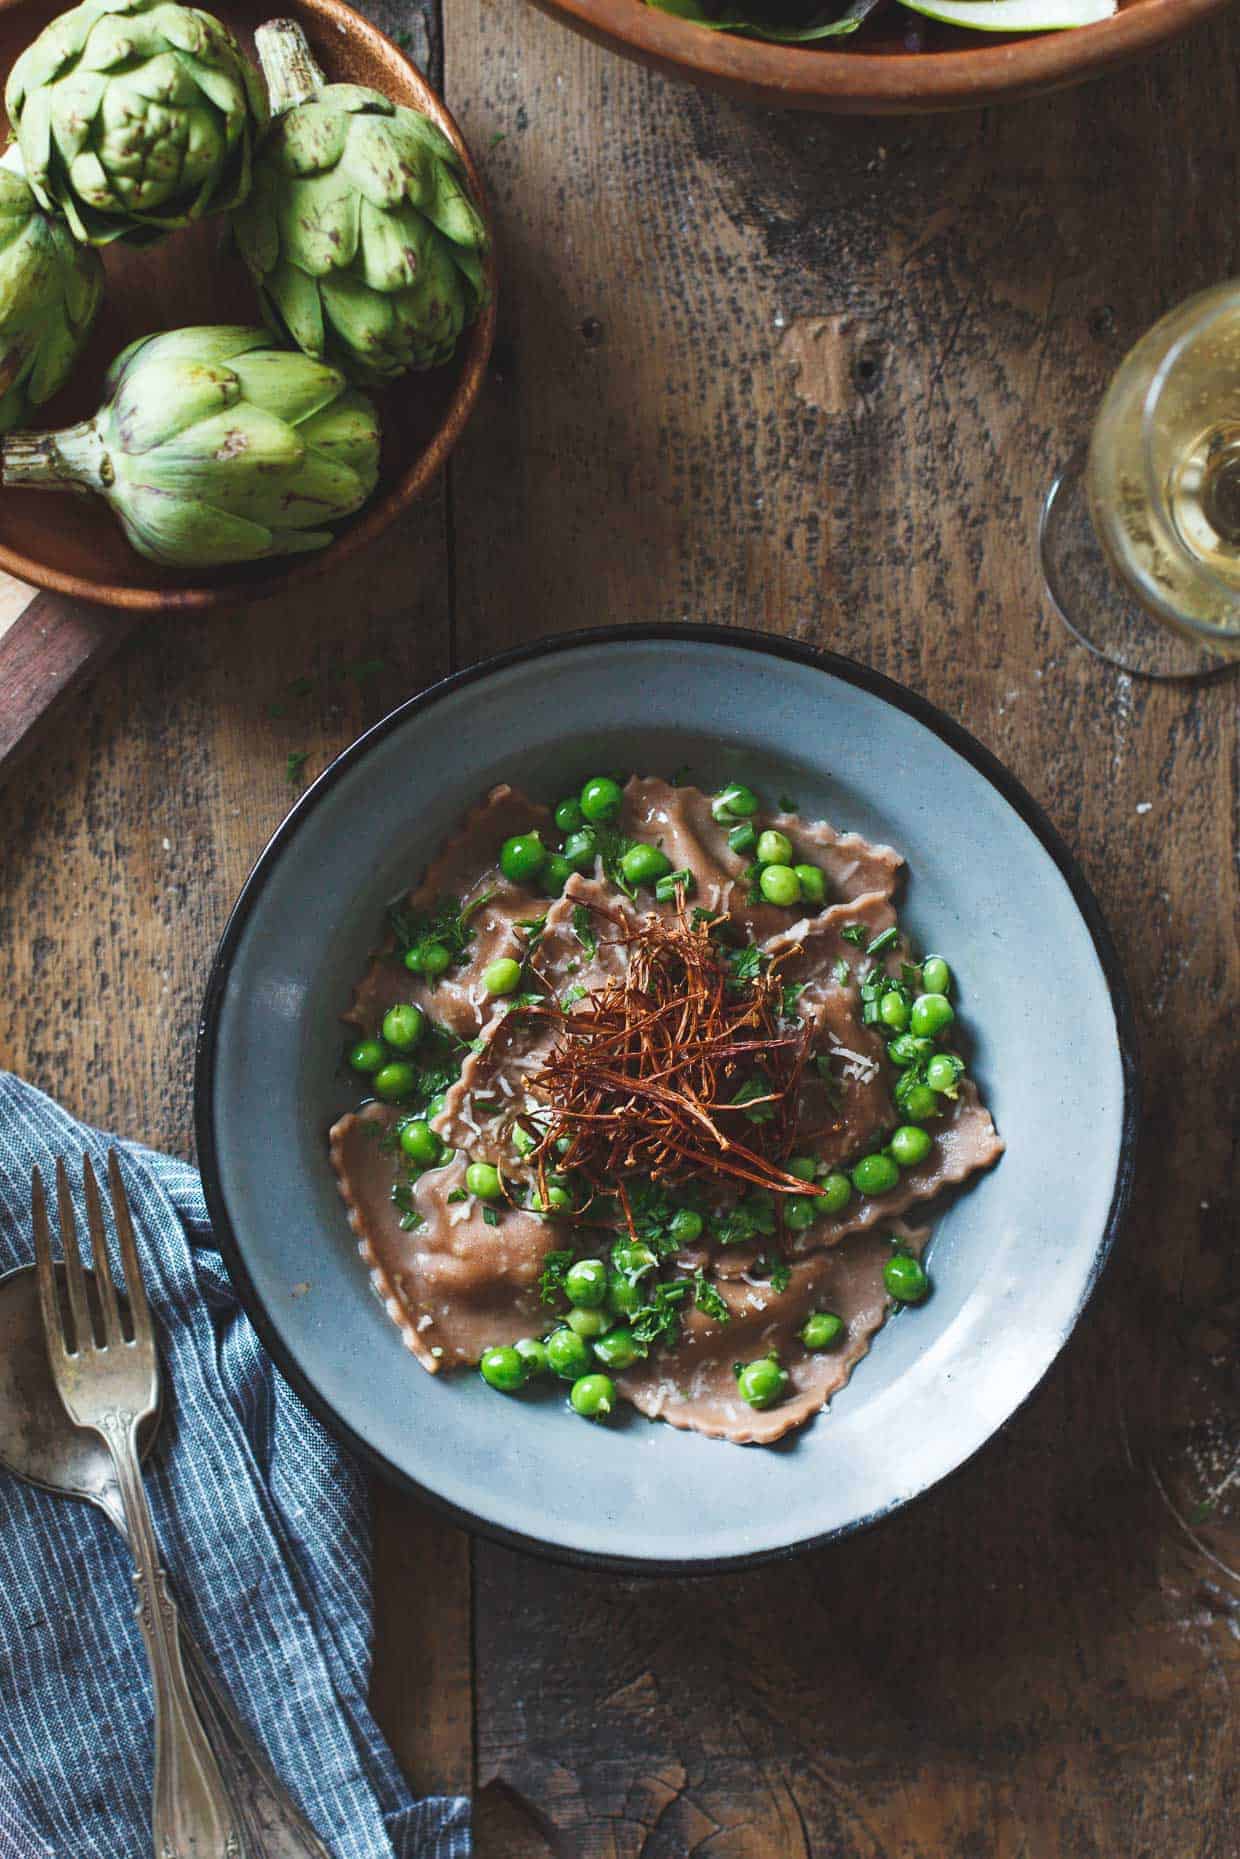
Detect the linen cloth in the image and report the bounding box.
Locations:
[0,1072,470,1859]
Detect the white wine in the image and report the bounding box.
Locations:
[1086,283,1240,656]
[1167,420,1240,574]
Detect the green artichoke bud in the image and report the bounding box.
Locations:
[0,156,103,433]
[233,18,490,384]
[1,324,380,567]
[6,0,267,246]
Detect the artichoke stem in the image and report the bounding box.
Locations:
[255,19,326,115]
[1,420,111,495]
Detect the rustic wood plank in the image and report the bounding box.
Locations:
[0,476,478,1803]
[0,593,142,777]
[445,3,1239,1853]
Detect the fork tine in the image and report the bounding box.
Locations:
[107,1149,152,1345]
[31,1166,71,1370]
[55,1157,93,1353]
[82,1155,124,1347]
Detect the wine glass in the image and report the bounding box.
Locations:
[1040,280,1240,680]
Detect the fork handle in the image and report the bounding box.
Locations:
[103,1410,244,1859]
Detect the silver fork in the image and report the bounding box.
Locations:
[33,1152,243,1859]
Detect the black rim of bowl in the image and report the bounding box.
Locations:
[195,623,1141,1575]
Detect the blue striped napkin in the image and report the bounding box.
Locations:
[0,1072,470,1859]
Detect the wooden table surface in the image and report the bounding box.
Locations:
[2,1,1239,1851]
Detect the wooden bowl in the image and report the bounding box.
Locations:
[528,0,1227,113]
[0,0,496,612]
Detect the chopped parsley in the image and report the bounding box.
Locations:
[693,1272,730,1322]
[831,957,850,985]
[482,1206,500,1227]
[778,792,798,811]
[285,750,309,785]
[727,943,768,987]
[340,656,386,685]
[629,1279,689,1348]
[560,985,587,1009]
[446,1187,469,1204]
[781,982,805,1017]
[840,923,867,945]
[590,822,637,898]
[388,889,494,969]
[755,1254,791,1293]
[538,1249,574,1305]
[571,903,597,958]
[712,1195,777,1247]
[866,925,899,957]
[390,1179,424,1233]
[729,1076,776,1124]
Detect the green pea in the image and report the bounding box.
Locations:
[607,1273,644,1318]
[878,992,910,1033]
[889,1124,933,1167]
[901,1083,941,1123]
[727,821,757,855]
[479,1345,525,1392]
[759,865,801,907]
[887,1033,936,1068]
[926,1053,964,1095]
[569,1372,617,1419]
[668,1207,704,1245]
[483,957,522,996]
[567,1306,608,1338]
[406,940,451,977]
[711,782,760,822]
[514,1337,549,1380]
[499,831,546,884]
[884,1253,930,1303]
[534,1184,572,1213]
[801,1311,845,1351]
[562,827,598,871]
[565,1258,607,1308]
[756,829,794,866]
[546,1327,592,1380]
[737,1357,788,1410]
[818,1171,852,1214]
[348,1038,387,1074]
[542,853,573,895]
[382,1003,425,1051]
[426,1092,448,1122]
[620,842,673,887]
[921,955,951,997]
[850,1152,900,1197]
[794,864,826,906]
[783,1195,817,1232]
[465,1161,503,1200]
[911,992,955,1037]
[593,1326,642,1370]
[399,1119,441,1166]
[580,776,623,823]
[786,1156,817,1182]
[512,1123,538,1158]
[373,1061,417,1101]
[554,798,584,832]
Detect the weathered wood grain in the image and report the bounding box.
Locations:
[444,3,1240,1853]
[0,1,1237,1852]
[0,594,141,775]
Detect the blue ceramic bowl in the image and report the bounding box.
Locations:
[195,627,1138,1571]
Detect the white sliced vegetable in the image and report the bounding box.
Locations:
[896,0,1114,29]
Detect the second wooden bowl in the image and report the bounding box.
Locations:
[529,0,1226,114]
[0,0,496,613]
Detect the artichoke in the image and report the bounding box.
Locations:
[0,156,103,433]
[5,0,266,246]
[233,18,489,384]
[0,324,380,567]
